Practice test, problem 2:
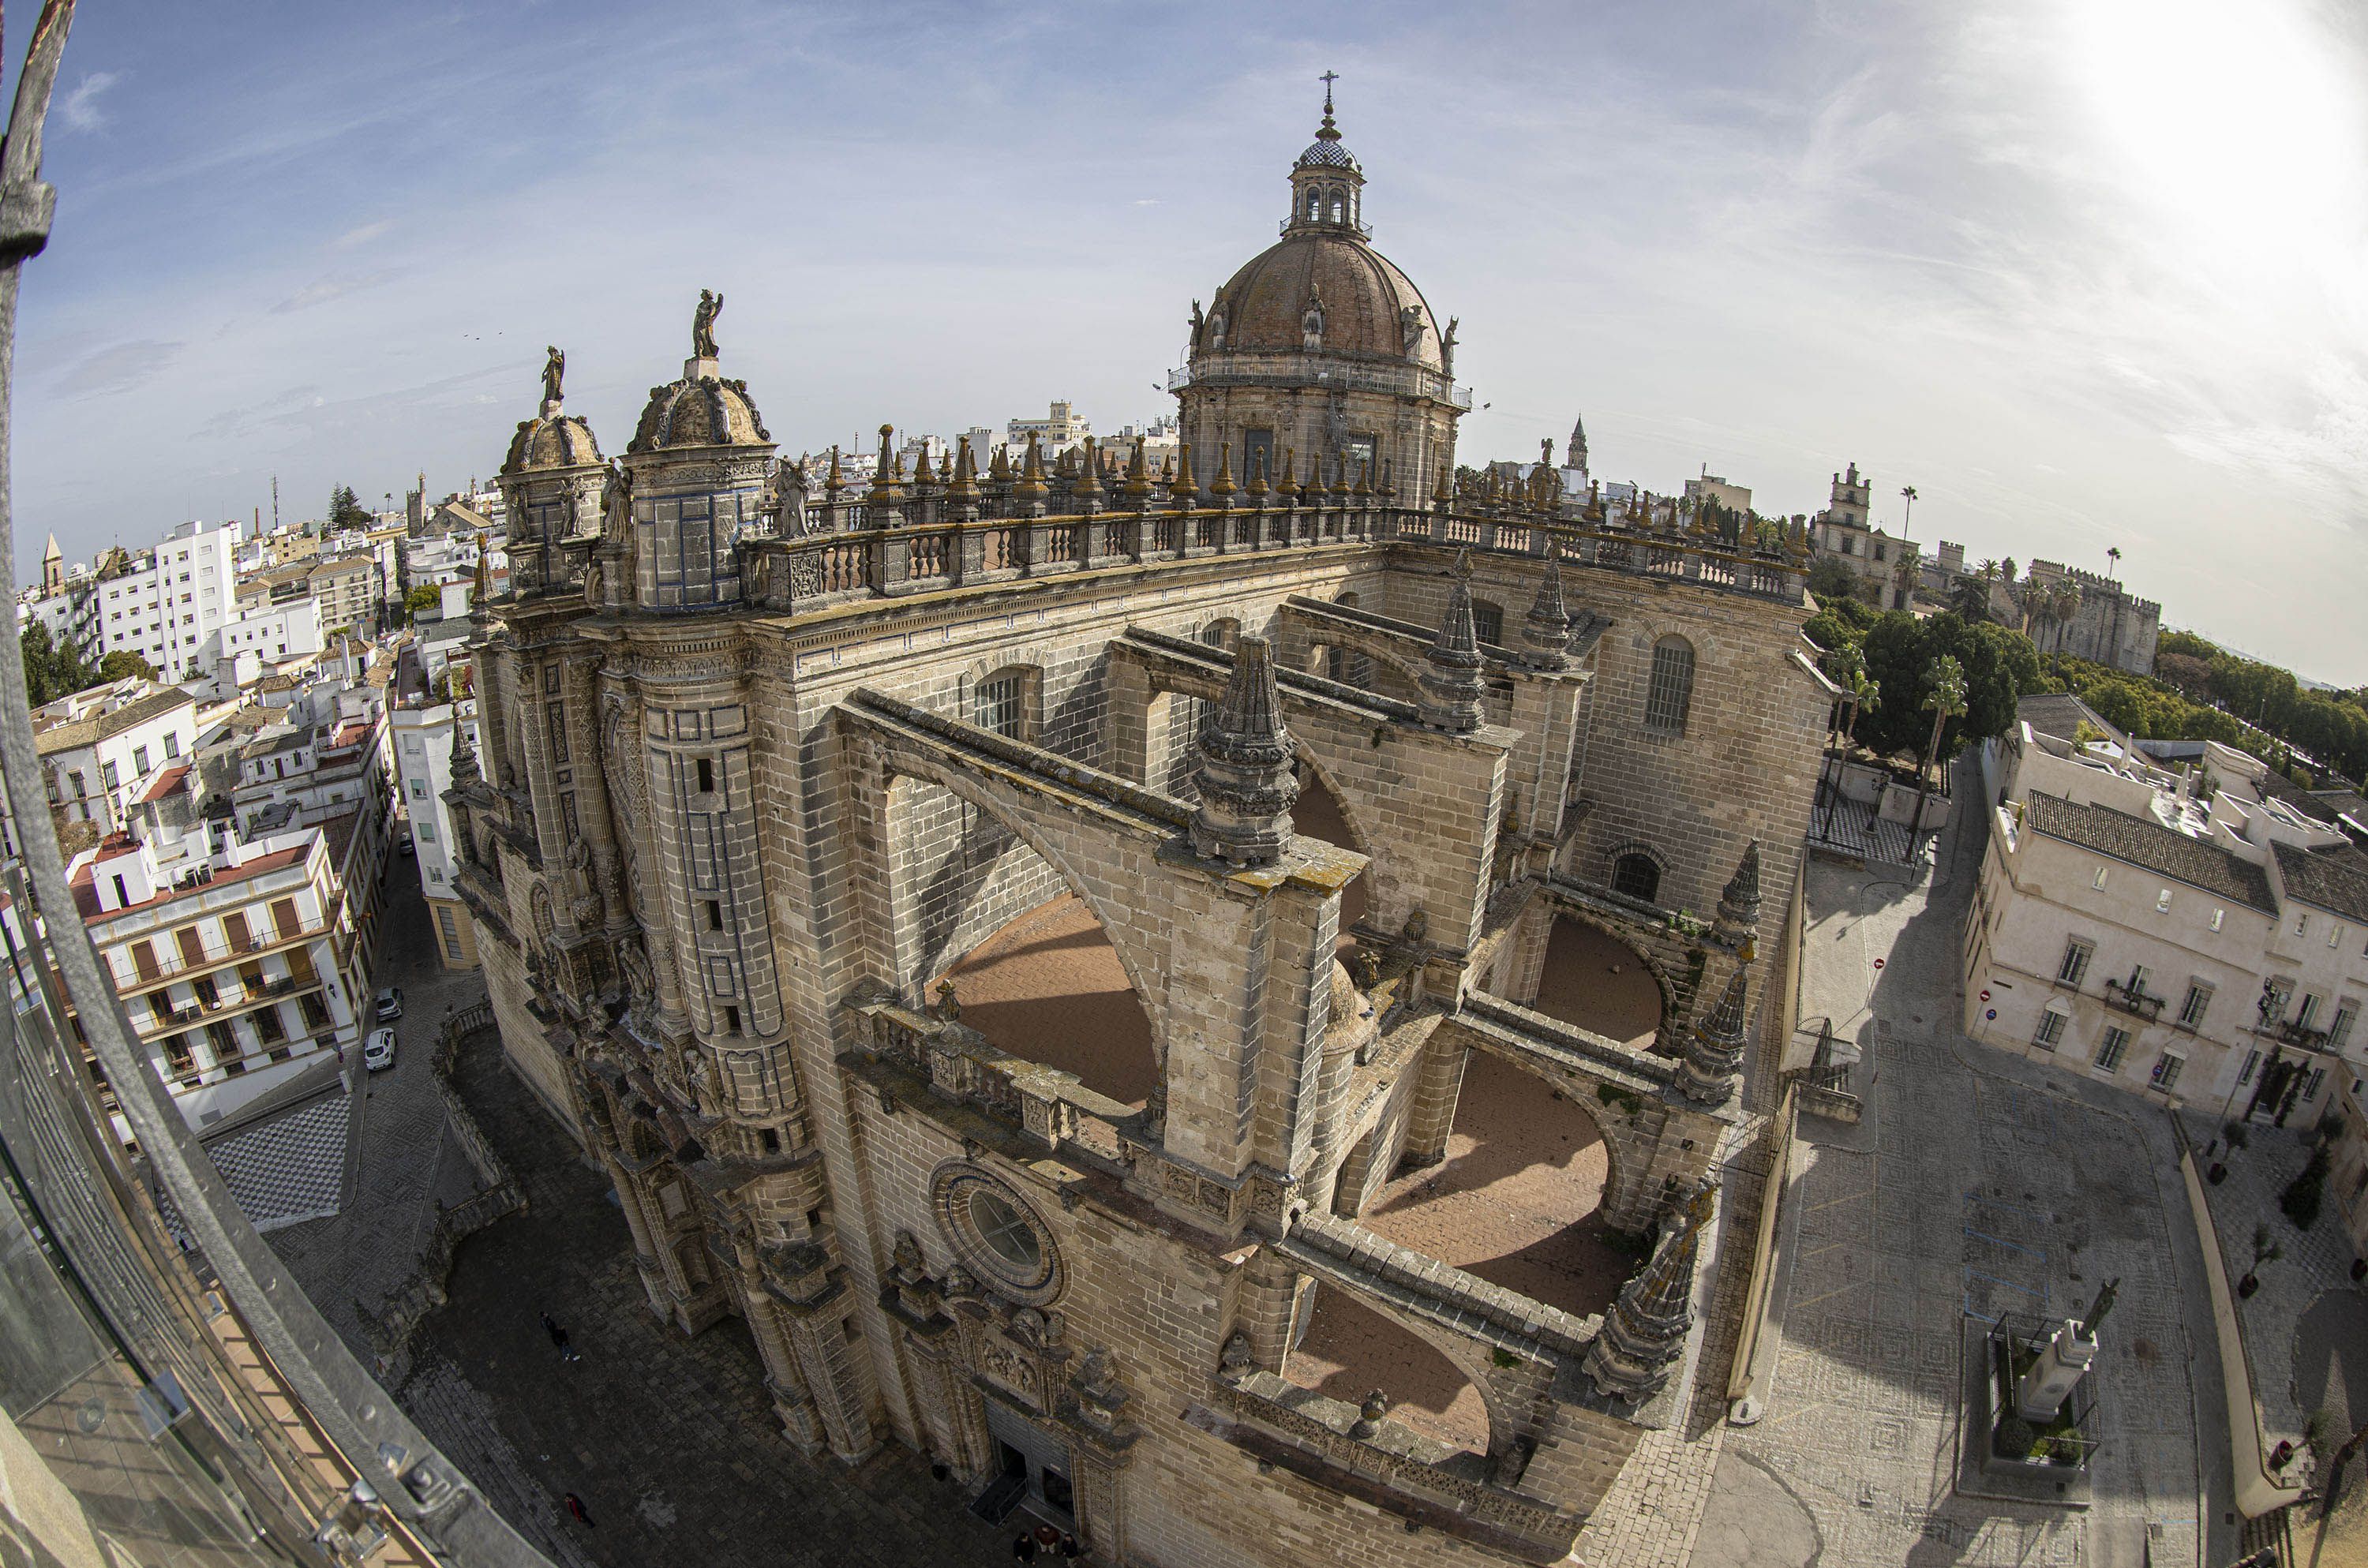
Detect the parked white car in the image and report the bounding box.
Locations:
[363,1028,396,1072]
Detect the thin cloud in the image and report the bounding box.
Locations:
[57,339,181,399]
[272,271,396,314]
[332,219,394,250]
[60,70,120,132]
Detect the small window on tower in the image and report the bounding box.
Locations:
[695,756,715,794]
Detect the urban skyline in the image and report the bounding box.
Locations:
[14,0,2367,680]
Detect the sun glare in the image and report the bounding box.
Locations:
[2063,0,2364,285]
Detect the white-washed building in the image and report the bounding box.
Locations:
[32,682,200,834]
[1965,698,2368,1126]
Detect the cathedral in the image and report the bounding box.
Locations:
[453,90,1832,1566]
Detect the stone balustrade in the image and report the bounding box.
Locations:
[745,503,1805,617]
[845,996,1139,1169]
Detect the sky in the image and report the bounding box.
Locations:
[12,0,2368,681]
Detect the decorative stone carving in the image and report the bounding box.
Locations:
[1190,635,1298,867]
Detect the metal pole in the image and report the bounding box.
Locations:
[0,9,549,1561]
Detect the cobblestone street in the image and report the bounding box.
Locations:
[268,863,485,1355]
[395,1033,1012,1568]
[1710,759,2238,1568]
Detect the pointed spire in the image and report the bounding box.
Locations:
[471,537,493,607]
[1716,840,1763,937]
[1330,451,1351,500]
[986,441,1014,485]
[1123,435,1154,509]
[824,444,846,502]
[1170,442,1198,507]
[1583,1183,1712,1403]
[1353,457,1373,503]
[1585,478,1604,524]
[946,435,983,514]
[1680,967,1751,1106]
[867,423,902,511]
[1246,447,1271,503]
[1209,441,1237,506]
[1523,549,1572,668]
[1190,635,1299,867]
[1567,414,1589,474]
[1434,457,1455,515]
[1418,548,1486,732]
[1073,436,1103,513]
[1015,432,1050,514]
[1275,448,1300,503]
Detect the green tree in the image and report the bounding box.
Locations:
[403,584,442,623]
[328,485,373,530]
[1908,653,1969,842]
[1856,612,2040,763]
[1807,556,1860,606]
[95,650,157,683]
[17,623,108,705]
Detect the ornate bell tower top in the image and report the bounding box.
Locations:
[1286,74,1366,238]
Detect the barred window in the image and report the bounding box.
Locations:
[1470,599,1504,646]
[1611,852,1661,904]
[2033,1011,2065,1050]
[2149,1053,2183,1091]
[2094,1027,2130,1072]
[1643,637,1695,735]
[2179,984,2212,1027]
[976,668,1030,740]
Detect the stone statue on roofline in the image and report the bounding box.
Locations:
[541,345,564,406]
[692,289,724,361]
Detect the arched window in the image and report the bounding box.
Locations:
[1326,187,1345,223]
[1643,636,1695,735]
[1201,617,1239,651]
[1612,853,1662,904]
[974,665,1036,741]
[1306,190,1322,223]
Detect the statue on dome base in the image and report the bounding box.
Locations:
[691,289,724,360]
[541,345,564,406]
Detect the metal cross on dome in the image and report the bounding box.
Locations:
[1321,70,1339,111]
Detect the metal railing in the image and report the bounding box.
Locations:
[0,11,556,1561]
[2102,978,2167,1021]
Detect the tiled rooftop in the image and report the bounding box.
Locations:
[2023,791,2277,914]
[2272,839,2368,925]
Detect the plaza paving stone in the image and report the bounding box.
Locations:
[1719,757,2236,1568]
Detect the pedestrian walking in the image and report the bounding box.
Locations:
[1058,1533,1082,1560]
[563,1493,593,1528]
[1009,1532,1036,1562]
[541,1313,580,1362]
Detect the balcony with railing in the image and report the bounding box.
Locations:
[2255,1016,2332,1052]
[116,918,334,995]
[2101,977,2167,1022]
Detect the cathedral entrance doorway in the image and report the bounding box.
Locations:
[985,1401,1077,1529]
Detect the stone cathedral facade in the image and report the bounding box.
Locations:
[452,99,1833,1566]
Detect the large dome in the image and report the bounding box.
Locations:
[1205,232,1442,370]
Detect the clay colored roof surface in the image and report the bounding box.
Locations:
[71,841,309,924]
[33,687,193,756]
[137,764,191,804]
[1207,231,1441,369]
[2024,791,2277,914]
[2271,840,2368,924]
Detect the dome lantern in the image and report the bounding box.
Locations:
[1287,73,1367,238]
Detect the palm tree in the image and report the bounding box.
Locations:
[1907,653,1968,855]
[2052,578,2084,653]
[1817,646,1879,839]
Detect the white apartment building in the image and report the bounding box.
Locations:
[66,778,368,1134]
[228,678,390,841]
[32,682,200,833]
[392,693,480,969]
[80,520,243,679]
[1964,701,2368,1127]
[214,593,323,668]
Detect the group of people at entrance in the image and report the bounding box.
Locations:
[1011,1525,1081,1560]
